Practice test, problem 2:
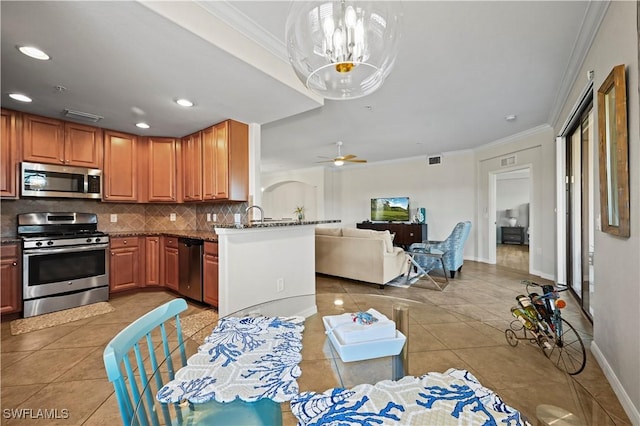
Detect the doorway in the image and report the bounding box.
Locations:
[495,169,531,272]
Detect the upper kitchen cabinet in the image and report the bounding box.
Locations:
[103,130,139,202]
[182,131,203,201]
[1,109,20,198]
[22,114,102,168]
[143,137,181,203]
[203,120,248,201]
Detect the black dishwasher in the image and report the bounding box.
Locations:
[178,238,203,302]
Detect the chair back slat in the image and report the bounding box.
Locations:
[104,298,188,426]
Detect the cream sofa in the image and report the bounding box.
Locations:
[315,227,409,287]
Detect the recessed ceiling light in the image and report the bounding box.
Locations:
[17,45,50,60]
[505,114,517,122]
[176,99,194,107]
[136,122,150,129]
[9,93,32,103]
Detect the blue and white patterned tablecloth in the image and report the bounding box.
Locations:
[157,315,305,404]
[290,368,530,426]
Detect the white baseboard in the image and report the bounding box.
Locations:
[591,341,640,424]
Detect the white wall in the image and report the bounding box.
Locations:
[264,152,477,258]
[554,2,640,422]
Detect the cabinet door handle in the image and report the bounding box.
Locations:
[12,262,17,266]
[123,240,127,245]
[111,252,115,256]
[60,159,64,163]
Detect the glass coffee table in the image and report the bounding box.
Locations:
[131,293,420,425]
[131,293,529,425]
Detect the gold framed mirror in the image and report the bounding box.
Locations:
[597,64,630,237]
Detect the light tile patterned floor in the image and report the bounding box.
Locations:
[0,261,631,425]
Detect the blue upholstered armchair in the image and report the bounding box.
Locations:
[408,221,471,278]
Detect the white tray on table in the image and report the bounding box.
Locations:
[322,316,406,362]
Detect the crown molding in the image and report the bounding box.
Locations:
[548,1,610,127]
[195,1,289,64]
[474,124,552,152]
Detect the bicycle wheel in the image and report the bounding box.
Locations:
[542,318,586,375]
[505,329,518,347]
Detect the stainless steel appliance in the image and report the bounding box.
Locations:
[178,238,203,302]
[18,212,109,317]
[21,162,102,199]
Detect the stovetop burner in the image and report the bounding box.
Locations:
[18,212,109,249]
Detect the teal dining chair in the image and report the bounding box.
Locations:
[103,298,188,426]
[104,298,284,426]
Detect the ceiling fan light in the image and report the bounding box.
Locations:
[286,1,403,100]
[334,160,345,166]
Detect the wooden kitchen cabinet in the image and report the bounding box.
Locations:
[203,241,219,307]
[0,244,21,315]
[103,130,139,202]
[145,137,180,202]
[182,131,203,201]
[22,114,102,168]
[203,120,248,201]
[162,237,179,291]
[109,237,142,292]
[1,109,20,198]
[145,236,161,286]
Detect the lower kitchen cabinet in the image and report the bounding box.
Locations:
[163,237,179,291]
[109,237,142,292]
[145,236,160,286]
[203,242,219,307]
[1,243,21,315]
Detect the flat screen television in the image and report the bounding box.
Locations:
[371,197,410,222]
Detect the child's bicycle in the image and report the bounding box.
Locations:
[505,280,586,375]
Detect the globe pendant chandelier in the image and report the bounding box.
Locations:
[285,1,402,100]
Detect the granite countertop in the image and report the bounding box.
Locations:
[1,236,21,245]
[213,219,341,229]
[107,220,341,241]
[109,230,219,242]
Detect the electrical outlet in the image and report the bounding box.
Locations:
[206,213,211,222]
[212,213,217,222]
[170,213,176,222]
[276,278,284,292]
[110,214,118,223]
[234,213,241,224]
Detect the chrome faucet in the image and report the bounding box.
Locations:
[245,205,264,224]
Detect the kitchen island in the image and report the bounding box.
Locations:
[214,220,339,316]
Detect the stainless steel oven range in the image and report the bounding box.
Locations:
[18,212,109,318]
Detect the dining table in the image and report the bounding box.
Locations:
[131,293,528,426]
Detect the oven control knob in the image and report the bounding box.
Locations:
[36,242,43,247]
[86,238,92,243]
[47,241,54,246]
[95,238,101,243]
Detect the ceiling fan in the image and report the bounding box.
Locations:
[317,141,367,166]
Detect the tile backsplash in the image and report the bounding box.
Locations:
[0,199,249,236]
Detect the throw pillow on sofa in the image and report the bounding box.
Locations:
[342,228,395,253]
[315,227,343,236]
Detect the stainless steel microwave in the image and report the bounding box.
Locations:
[21,162,102,199]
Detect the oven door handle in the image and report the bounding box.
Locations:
[23,244,109,255]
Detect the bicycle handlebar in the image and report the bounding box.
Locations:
[520,280,568,293]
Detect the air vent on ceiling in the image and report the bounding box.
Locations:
[500,155,517,167]
[63,109,103,123]
[427,155,442,165]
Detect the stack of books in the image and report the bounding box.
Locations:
[323,308,406,362]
